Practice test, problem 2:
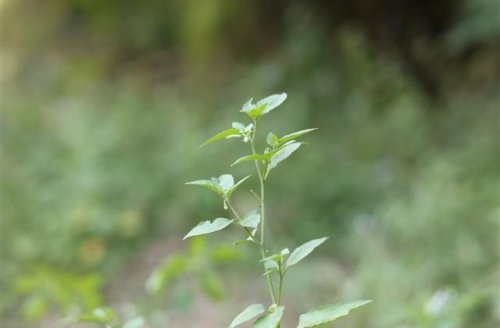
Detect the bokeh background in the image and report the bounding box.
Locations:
[3,0,499,327]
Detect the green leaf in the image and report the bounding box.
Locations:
[146,254,185,295]
[185,179,221,195]
[200,128,241,147]
[232,154,268,166]
[122,317,145,328]
[239,211,260,229]
[278,128,317,145]
[228,304,266,328]
[253,306,285,328]
[258,93,287,115]
[286,237,328,268]
[227,175,251,197]
[240,93,287,119]
[266,132,279,146]
[265,142,302,177]
[297,300,372,328]
[183,218,233,240]
[218,174,235,192]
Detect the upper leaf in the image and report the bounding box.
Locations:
[240,93,287,119]
[228,304,266,328]
[286,237,328,268]
[278,128,317,145]
[200,128,241,147]
[185,178,221,195]
[297,300,372,328]
[183,218,233,240]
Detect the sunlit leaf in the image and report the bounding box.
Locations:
[286,237,328,268]
[257,93,287,115]
[266,132,279,146]
[278,128,317,145]
[218,174,235,192]
[240,93,287,119]
[228,304,265,328]
[183,218,233,240]
[253,306,285,328]
[239,211,260,229]
[297,300,372,328]
[200,128,241,147]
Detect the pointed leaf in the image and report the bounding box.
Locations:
[227,175,251,197]
[201,128,241,147]
[228,304,266,328]
[278,128,317,145]
[241,93,287,119]
[185,179,222,195]
[297,300,372,328]
[231,154,268,166]
[265,142,302,177]
[286,237,328,268]
[183,218,233,240]
[257,93,287,115]
[253,306,285,328]
[239,211,260,229]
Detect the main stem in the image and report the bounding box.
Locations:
[250,120,278,305]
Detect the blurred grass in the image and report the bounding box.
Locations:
[2,0,499,327]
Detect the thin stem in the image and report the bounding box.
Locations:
[225,198,260,244]
[250,120,278,305]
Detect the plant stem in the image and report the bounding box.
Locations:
[250,120,278,305]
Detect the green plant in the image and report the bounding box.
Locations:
[184,93,371,327]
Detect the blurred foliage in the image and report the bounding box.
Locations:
[2,0,499,327]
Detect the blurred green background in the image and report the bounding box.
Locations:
[2,0,499,327]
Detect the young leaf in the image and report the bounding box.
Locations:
[266,132,279,146]
[297,300,372,328]
[278,128,317,145]
[238,211,260,229]
[183,218,233,240]
[240,93,287,119]
[253,306,285,328]
[286,237,328,268]
[265,142,302,177]
[200,128,241,147]
[227,175,251,197]
[257,93,287,115]
[228,304,266,328]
